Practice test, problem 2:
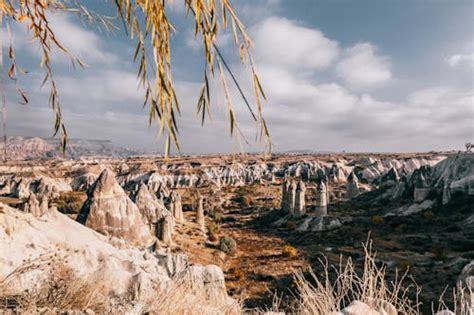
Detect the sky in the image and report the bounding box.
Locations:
[1,0,473,154]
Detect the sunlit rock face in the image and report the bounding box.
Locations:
[294,181,306,216]
[132,183,168,236]
[315,180,328,216]
[77,168,153,247]
[168,191,184,222]
[346,171,360,199]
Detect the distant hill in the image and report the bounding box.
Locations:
[0,136,144,160]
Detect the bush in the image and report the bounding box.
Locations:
[286,221,297,230]
[52,192,87,214]
[207,222,219,241]
[422,210,434,220]
[282,245,298,258]
[371,215,384,225]
[219,236,237,254]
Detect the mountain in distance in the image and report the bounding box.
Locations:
[0,136,146,160]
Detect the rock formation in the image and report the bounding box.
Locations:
[169,191,184,222]
[346,171,360,199]
[132,183,168,236]
[39,196,49,216]
[288,180,297,214]
[77,169,153,247]
[0,203,236,313]
[281,180,291,213]
[195,193,205,230]
[158,213,175,246]
[315,180,328,216]
[414,172,430,202]
[294,181,306,216]
[22,194,41,216]
[13,179,30,199]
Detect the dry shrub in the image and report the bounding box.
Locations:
[207,222,220,241]
[371,215,385,225]
[219,236,237,255]
[52,191,87,214]
[293,240,421,314]
[142,275,242,315]
[286,220,297,230]
[0,254,107,313]
[282,245,298,258]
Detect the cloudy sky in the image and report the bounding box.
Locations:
[2,0,473,153]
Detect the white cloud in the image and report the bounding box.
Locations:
[336,42,392,90]
[447,52,474,68]
[251,17,340,71]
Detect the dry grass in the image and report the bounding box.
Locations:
[141,274,242,315]
[292,240,421,314]
[0,254,107,313]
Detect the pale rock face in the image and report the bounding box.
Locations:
[169,191,184,222]
[77,169,153,247]
[34,176,71,198]
[413,172,431,202]
[0,204,234,313]
[346,171,360,199]
[315,181,328,216]
[195,194,205,230]
[13,179,30,199]
[380,167,399,188]
[22,194,41,217]
[288,180,297,214]
[341,300,382,315]
[39,196,49,216]
[132,183,168,236]
[158,213,175,246]
[294,181,306,216]
[329,164,347,183]
[366,298,397,315]
[70,173,98,191]
[156,251,188,277]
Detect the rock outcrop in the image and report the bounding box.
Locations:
[77,169,153,247]
[158,213,175,246]
[194,193,205,230]
[294,181,306,216]
[0,203,236,313]
[346,171,360,199]
[169,191,184,222]
[315,180,328,216]
[132,183,168,236]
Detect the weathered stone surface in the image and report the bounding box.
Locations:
[341,300,381,315]
[288,180,297,214]
[22,194,41,217]
[169,191,184,222]
[158,212,175,246]
[294,181,306,216]
[77,169,153,247]
[195,193,205,230]
[281,180,291,213]
[315,180,328,216]
[132,183,168,236]
[346,171,360,199]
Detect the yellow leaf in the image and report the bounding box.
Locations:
[18,15,28,22]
